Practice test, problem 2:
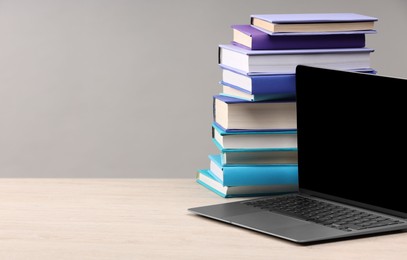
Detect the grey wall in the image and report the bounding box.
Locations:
[0,0,406,177]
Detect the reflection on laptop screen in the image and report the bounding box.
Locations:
[295,65,407,218]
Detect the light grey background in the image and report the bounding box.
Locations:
[0,0,406,177]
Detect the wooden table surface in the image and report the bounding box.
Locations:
[0,178,406,260]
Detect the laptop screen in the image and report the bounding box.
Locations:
[295,65,407,218]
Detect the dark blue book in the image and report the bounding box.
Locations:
[220,66,296,101]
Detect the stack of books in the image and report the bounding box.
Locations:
[197,13,378,198]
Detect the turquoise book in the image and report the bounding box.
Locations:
[196,169,298,198]
[212,123,298,165]
[208,154,298,186]
[212,123,297,149]
[213,138,298,166]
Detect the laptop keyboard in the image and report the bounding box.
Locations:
[243,195,404,232]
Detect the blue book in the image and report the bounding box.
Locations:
[208,154,298,186]
[196,169,298,198]
[220,86,291,101]
[221,66,296,95]
[213,95,297,132]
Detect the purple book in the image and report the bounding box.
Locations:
[232,25,367,50]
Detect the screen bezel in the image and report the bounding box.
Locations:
[295,65,407,219]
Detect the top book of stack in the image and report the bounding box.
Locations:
[250,13,378,34]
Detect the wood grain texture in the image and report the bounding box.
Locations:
[0,179,406,260]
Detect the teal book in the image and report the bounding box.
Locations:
[208,154,298,186]
[212,124,298,165]
[196,169,298,198]
[213,138,297,165]
[212,123,297,149]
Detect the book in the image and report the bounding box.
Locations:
[221,66,296,95]
[250,13,378,33]
[219,43,374,75]
[208,154,298,186]
[212,122,298,165]
[213,95,296,131]
[232,24,367,50]
[212,123,297,149]
[215,146,298,166]
[196,169,298,198]
[221,84,294,101]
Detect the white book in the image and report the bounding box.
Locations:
[219,44,374,75]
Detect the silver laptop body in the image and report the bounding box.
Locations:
[188,65,407,244]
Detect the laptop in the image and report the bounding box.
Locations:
[188,65,407,244]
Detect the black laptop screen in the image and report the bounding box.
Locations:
[295,65,407,217]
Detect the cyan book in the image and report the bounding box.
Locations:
[196,169,298,198]
[212,122,297,149]
[212,138,298,166]
[208,154,298,186]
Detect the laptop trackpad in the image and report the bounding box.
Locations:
[228,211,343,243]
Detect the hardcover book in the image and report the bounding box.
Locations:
[212,123,297,149]
[220,84,294,101]
[196,169,298,198]
[213,95,296,131]
[232,24,367,50]
[219,43,374,75]
[208,154,298,186]
[213,141,298,166]
[212,122,298,165]
[250,13,378,33]
[221,66,296,95]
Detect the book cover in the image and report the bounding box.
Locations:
[231,24,367,50]
[212,123,297,149]
[209,154,298,186]
[221,66,296,95]
[220,85,294,102]
[212,138,298,166]
[219,43,374,56]
[219,44,374,75]
[196,169,298,198]
[250,13,378,33]
[251,13,378,24]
